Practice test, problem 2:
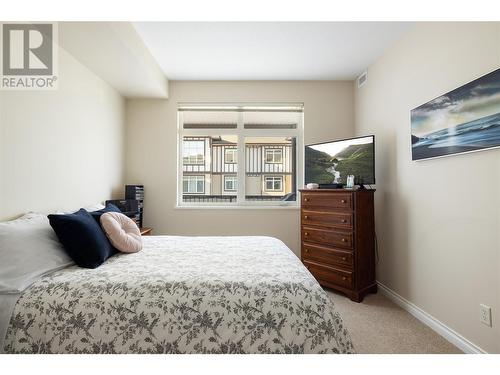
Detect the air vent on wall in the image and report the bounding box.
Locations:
[357,71,367,88]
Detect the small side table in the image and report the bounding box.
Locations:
[140,227,153,236]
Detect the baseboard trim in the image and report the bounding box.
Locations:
[377,281,487,354]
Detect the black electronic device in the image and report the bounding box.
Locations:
[318,183,344,189]
[305,135,375,189]
[125,185,144,227]
[105,199,139,224]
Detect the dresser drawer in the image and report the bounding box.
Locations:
[302,242,353,268]
[303,260,354,289]
[301,192,353,210]
[302,226,353,249]
[302,210,353,229]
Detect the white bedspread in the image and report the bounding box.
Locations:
[4,236,354,353]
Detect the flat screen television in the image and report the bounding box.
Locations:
[305,135,375,187]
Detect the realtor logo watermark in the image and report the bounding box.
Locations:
[1,22,58,90]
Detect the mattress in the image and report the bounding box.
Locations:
[3,236,354,353]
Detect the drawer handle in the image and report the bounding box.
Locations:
[342,256,346,261]
[341,199,346,203]
[304,248,309,253]
[341,219,347,223]
[304,198,310,202]
[341,238,347,242]
[342,276,347,281]
[304,215,308,219]
[304,232,309,236]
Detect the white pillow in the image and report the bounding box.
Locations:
[0,214,74,293]
[83,203,105,212]
[2,212,43,223]
[54,203,105,215]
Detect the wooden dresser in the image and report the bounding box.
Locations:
[300,189,376,302]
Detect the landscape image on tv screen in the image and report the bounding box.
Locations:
[305,136,374,185]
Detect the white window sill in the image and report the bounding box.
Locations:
[175,205,299,210]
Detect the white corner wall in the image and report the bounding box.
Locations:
[0,46,125,220]
[59,22,169,99]
[355,22,500,353]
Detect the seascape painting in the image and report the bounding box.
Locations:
[411,68,500,161]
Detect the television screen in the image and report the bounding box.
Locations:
[305,135,375,185]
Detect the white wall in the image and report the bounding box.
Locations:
[59,22,169,98]
[355,22,500,353]
[125,81,354,255]
[0,46,125,220]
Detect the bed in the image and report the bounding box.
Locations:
[3,235,354,354]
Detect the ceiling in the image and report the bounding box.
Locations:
[60,22,168,98]
[133,22,412,81]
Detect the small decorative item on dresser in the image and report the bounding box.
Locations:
[306,183,319,189]
[346,175,355,189]
[300,188,377,302]
[139,227,153,236]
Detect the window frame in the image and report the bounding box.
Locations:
[177,103,304,208]
[224,175,237,192]
[182,139,206,165]
[182,175,205,194]
[264,176,283,192]
[224,148,237,164]
[265,148,283,164]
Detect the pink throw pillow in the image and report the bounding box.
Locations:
[100,212,142,253]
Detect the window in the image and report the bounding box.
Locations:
[265,149,282,164]
[183,140,205,165]
[178,104,303,207]
[224,176,237,191]
[225,148,237,163]
[265,176,283,191]
[183,175,205,194]
[245,136,294,201]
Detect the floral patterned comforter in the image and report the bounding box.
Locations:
[4,236,354,354]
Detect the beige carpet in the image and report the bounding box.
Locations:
[326,289,462,354]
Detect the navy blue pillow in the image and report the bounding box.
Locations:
[89,203,121,224]
[48,209,116,269]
